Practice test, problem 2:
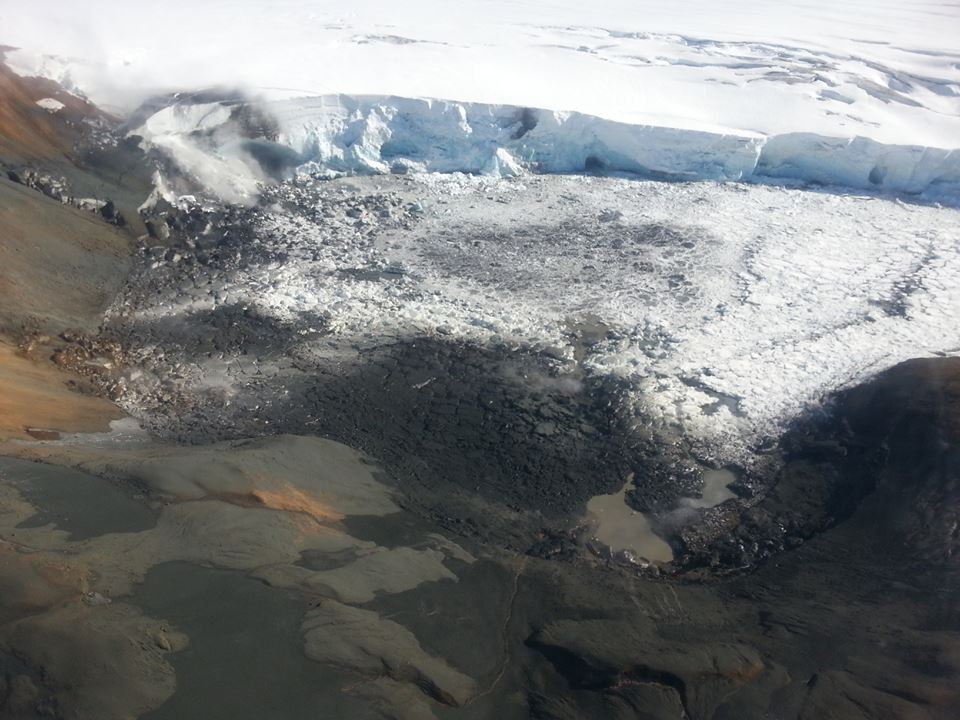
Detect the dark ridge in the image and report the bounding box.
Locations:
[525,637,690,715]
[677,357,960,573]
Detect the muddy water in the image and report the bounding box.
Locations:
[683,468,737,508]
[585,468,737,562]
[586,479,674,562]
[132,562,370,720]
[0,457,157,540]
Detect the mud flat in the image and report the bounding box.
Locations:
[133,563,364,720]
[0,433,487,719]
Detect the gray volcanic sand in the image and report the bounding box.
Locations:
[133,563,367,720]
[0,457,157,540]
[0,176,132,337]
[0,435,484,719]
[2,358,960,720]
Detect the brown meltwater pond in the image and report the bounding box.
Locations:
[585,468,737,563]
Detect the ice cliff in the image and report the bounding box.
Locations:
[132,95,960,203]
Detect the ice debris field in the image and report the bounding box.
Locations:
[116,174,960,466]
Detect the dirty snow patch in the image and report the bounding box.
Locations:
[35,97,65,112]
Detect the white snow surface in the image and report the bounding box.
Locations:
[4,1,959,153]
[34,97,65,112]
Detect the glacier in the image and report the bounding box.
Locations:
[131,94,960,203]
[6,1,958,201]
